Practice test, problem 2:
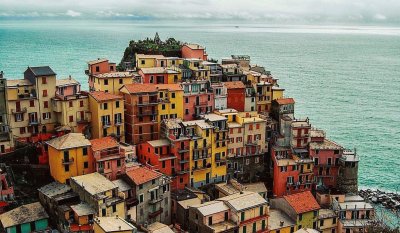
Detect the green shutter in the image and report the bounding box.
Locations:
[241,212,245,221]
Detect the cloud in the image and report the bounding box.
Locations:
[0,0,399,24]
[65,10,81,17]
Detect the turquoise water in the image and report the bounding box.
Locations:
[1,20,399,192]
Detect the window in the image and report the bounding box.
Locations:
[299,213,303,221]
[42,77,47,84]
[333,217,337,224]
[116,101,120,108]
[241,212,245,221]
[83,147,88,156]
[19,127,26,134]
[243,225,246,233]
[30,100,35,107]
[117,159,121,167]
[104,79,108,85]
[104,103,108,110]
[259,206,264,215]
[139,184,143,190]
[42,90,47,97]
[84,162,88,169]
[44,101,49,108]
[172,103,175,109]
[119,79,123,84]
[185,109,189,115]
[314,158,319,165]
[15,113,23,122]
[208,216,212,225]
[141,60,145,65]
[69,116,73,122]
[245,159,250,165]
[64,165,69,172]
[43,112,51,120]
[139,194,144,203]
[162,104,165,110]
[95,66,100,72]
[185,97,188,103]
[320,219,324,226]
[172,93,175,98]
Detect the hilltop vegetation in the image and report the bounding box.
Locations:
[118,33,183,70]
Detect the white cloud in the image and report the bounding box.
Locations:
[65,10,81,17]
[374,13,387,20]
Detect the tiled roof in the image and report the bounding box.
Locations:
[38,182,71,198]
[46,133,91,150]
[56,77,80,87]
[90,136,118,152]
[283,191,320,214]
[275,98,295,105]
[28,66,56,76]
[219,191,267,212]
[125,167,162,185]
[89,91,122,102]
[146,222,174,233]
[6,79,32,87]
[87,58,108,65]
[224,81,245,89]
[155,84,183,91]
[94,217,136,232]
[71,172,117,196]
[0,202,49,228]
[193,201,229,216]
[70,203,96,216]
[122,83,158,94]
[94,72,132,78]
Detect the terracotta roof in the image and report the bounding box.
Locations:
[125,167,162,185]
[89,91,122,102]
[155,84,183,91]
[87,58,108,65]
[46,133,91,150]
[90,136,118,152]
[283,191,320,214]
[275,98,295,105]
[122,83,158,94]
[224,81,245,89]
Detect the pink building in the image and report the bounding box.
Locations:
[90,136,126,180]
[181,44,208,60]
[55,76,81,99]
[181,81,214,121]
[86,58,117,91]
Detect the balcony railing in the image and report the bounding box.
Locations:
[62,158,74,165]
[149,197,163,205]
[148,208,163,218]
[192,165,211,172]
[175,168,190,174]
[137,100,158,106]
[11,108,27,114]
[77,118,89,124]
[102,121,111,128]
[193,153,211,161]
[18,93,37,99]
[178,146,190,153]
[28,119,39,125]
[245,141,259,146]
[137,110,158,116]
[126,197,139,208]
[114,119,123,125]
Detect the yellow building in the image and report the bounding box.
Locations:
[135,54,165,69]
[202,114,228,184]
[88,91,124,142]
[183,59,210,80]
[255,80,272,113]
[156,84,184,131]
[70,172,126,218]
[90,72,133,95]
[52,77,90,134]
[317,209,337,233]
[46,133,92,184]
[272,86,285,100]
[269,209,296,233]
[93,217,136,233]
[182,120,213,188]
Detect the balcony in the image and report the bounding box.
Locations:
[62,158,74,165]
[11,108,27,114]
[0,132,9,142]
[245,141,259,146]
[192,165,210,172]
[77,118,89,124]
[137,110,158,117]
[114,120,123,126]
[158,98,170,103]
[215,136,229,142]
[102,121,111,128]
[179,159,189,164]
[149,197,163,205]
[192,144,211,151]
[192,153,211,161]
[17,93,36,100]
[178,147,190,153]
[137,100,158,106]
[28,119,39,126]
[148,208,163,219]
[126,197,139,208]
[175,168,190,174]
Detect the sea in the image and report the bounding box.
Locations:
[0,19,399,193]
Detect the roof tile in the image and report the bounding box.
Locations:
[125,167,162,185]
[90,136,118,152]
[283,191,320,214]
[89,91,122,102]
[224,81,246,89]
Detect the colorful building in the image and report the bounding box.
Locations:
[88,91,124,141]
[211,82,227,110]
[135,54,165,69]
[255,80,272,113]
[0,202,49,233]
[317,209,338,233]
[0,72,11,154]
[181,80,214,121]
[224,81,246,112]
[271,191,321,230]
[181,44,208,60]
[70,172,126,218]
[156,84,184,131]
[47,133,93,184]
[221,64,247,82]
[120,84,159,144]
[0,164,14,201]
[120,166,171,226]
[90,136,126,180]
[269,209,296,233]
[93,217,137,233]
[183,59,211,80]
[139,67,181,84]
[52,77,90,134]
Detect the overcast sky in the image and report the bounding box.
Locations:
[1,0,400,24]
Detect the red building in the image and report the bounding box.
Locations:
[224,81,246,112]
[309,129,343,189]
[90,136,126,181]
[181,44,208,60]
[138,67,180,84]
[181,81,214,121]
[271,146,313,197]
[86,58,116,91]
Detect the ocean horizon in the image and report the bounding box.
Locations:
[1,19,399,193]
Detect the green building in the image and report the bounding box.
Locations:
[0,202,49,233]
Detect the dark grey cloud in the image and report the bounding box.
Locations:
[1,0,400,24]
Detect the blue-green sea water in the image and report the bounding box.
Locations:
[0,20,399,192]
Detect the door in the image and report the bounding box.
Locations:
[206,172,210,184]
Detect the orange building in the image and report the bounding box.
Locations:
[181,44,208,60]
[120,84,159,145]
[90,136,126,181]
